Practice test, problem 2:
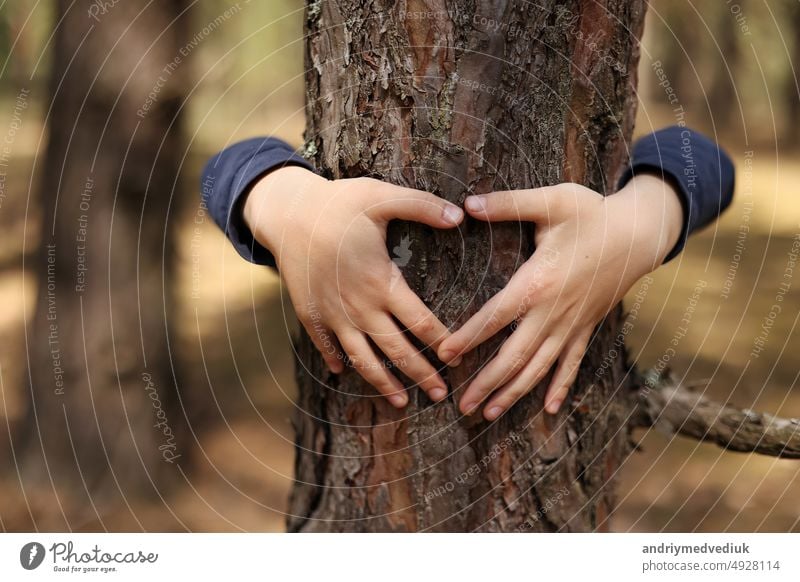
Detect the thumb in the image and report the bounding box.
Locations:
[464,186,567,223]
[374,185,464,228]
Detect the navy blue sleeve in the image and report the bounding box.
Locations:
[201,137,314,267]
[618,126,735,262]
[204,128,735,267]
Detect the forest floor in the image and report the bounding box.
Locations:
[1,152,799,532]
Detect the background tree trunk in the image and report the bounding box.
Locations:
[19,0,188,525]
[706,13,738,135]
[783,1,800,148]
[290,0,646,532]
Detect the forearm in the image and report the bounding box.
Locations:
[242,165,328,259]
[201,137,314,266]
[611,171,684,270]
[620,126,736,262]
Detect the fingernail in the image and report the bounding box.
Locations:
[486,406,503,420]
[449,355,463,367]
[463,402,478,416]
[389,394,407,407]
[440,349,455,362]
[546,399,562,414]
[442,204,464,225]
[465,196,486,212]
[429,387,447,401]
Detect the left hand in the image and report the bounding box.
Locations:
[437,174,683,420]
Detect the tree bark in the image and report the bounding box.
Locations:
[289,0,646,532]
[19,0,188,525]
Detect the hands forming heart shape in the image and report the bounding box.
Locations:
[244,166,683,420]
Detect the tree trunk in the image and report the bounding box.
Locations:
[707,12,738,135]
[783,1,800,147]
[19,0,188,525]
[290,0,646,532]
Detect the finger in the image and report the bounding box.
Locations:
[544,330,591,415]
[303,321,345,374]
[337,330,407,408]
[368,316,448,402]
[438,270,531,363]
[373,185,464,227]
[464,186,567,223]
[458,318,547,414]
[389,281,451,354]
[482,337,564,421]
[460,321,547,414]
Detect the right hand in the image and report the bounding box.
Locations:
[243,165,464,408]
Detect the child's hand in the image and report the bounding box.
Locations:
[243,166,464,408]
[437,174,684,419]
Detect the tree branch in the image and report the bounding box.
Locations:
[633,371,800,459]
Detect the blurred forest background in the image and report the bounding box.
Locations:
[0,0,798,531]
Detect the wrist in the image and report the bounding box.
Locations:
[242,165,327,254]
[613,172,684,267]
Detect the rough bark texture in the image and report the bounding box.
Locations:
[19,0,188,525]
[290,0,646,532]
